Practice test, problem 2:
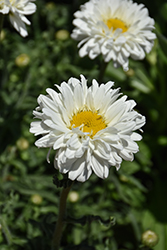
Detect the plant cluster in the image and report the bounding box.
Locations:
[0,1,167,250]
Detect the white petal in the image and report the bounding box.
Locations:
[35,134,55,148]
[91,154,109,179]
[17,3,36,15]
[67,134,81,149]
[42,108,66,128]
[38,94,58,112]
[20,15,31,25]
[0,5,9,14]
[131,132,142,141]
[86,90,94,110]
[119,149,134,161]
[53,135,65,150]
[46,88,62,106]
[77,166,92,182]
[74,82,84,109]
[9,13,28,37]
[60,83,74,115]
[68,156,86,181]
[30,121,50,136]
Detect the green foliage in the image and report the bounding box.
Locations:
[0,1,167,250]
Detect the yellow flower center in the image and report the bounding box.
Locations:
[70,110,106,138]
[106,18,128,33]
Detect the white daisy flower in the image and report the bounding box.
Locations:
[30,75,145,182]
[0,0,36,37]
[71,0,156,71]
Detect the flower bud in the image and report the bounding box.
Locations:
[125,68,135,77]
[15,53,30,67]
[10,74,19,82]
[0,30,5,41]
[46,2,56,10]
[119,174,129,182]
[55,30,70,41]
[31,194,43,205]
[16,138,29,151]
[142,230,159,248]
[146,51,157,65]
[68,191,79,203]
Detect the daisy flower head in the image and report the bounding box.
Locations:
[30,75,146,182]
[71,0,156,71]
[0,0,36,37]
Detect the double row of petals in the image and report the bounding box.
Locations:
[71,0,156,70]
[30,75,145,182]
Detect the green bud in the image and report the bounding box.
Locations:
[46,2,56,10]
[15,53,30,67]
[119,174,129,182]
[125,68,135,77]
[31,194,43,205]
[0,30,5,41]
[16,137,29,150]
[55,30,70,41]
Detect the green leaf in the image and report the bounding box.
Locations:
[156,31,167,56]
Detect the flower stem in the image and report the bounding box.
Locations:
[51,184,72,250]
[98,61,108,83]
[0,14,4,39]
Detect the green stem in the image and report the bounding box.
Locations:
[51,184,72,250]
[98,60,108,83]
[0,13,4,39]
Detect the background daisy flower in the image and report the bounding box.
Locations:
[30,75,146,182]
[0,0,36,37]
[71,0,156,71]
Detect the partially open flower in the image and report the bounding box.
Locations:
[142,230,159,248]
[0,0,36,37]
[30,75,145,182]
[71,0,156,71]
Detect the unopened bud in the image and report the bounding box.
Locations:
[119,175,129,182]
[46,2,56,10]
[16,138,29,150]
[68,191,79,203]
[15,53,30,67]
[147,51,157,65]
[31,194,43,205]
[142,230,159,248]
[125,68,135,77]
[0,30,5,41]
[55,30,70,41]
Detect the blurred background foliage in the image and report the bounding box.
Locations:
[0,0,167,250]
